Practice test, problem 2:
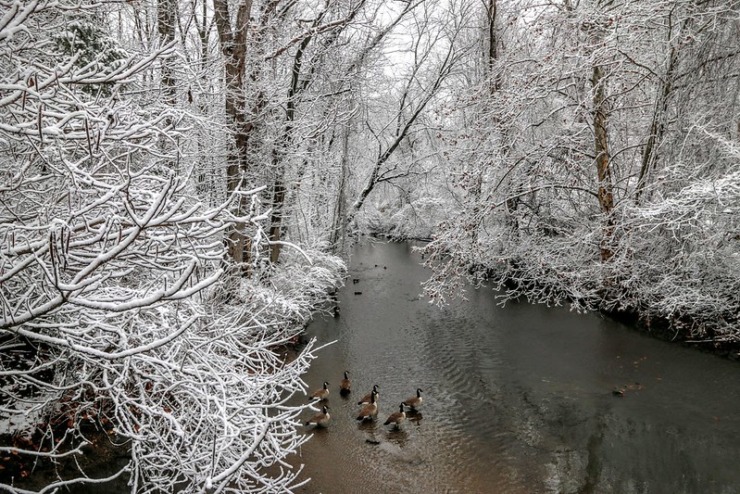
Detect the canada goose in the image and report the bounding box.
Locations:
[384,403,406,428]
[309,381,330,401]
[402,388,423,410]
[358,384,379,405]
[356,390,378,421]
[305,405,330,428]
[339,371,351,396]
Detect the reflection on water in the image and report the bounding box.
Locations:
[291,241,740,494]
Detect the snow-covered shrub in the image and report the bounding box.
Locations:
[0,3,345,493]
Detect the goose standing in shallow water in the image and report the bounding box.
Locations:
[309,381,330,401]
[339,371,351,396]
[402,388,423,410]
[384,403,407,429]
[304,406,330,428]
[358,384,379,405]
[356,390,379,421]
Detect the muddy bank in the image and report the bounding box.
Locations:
[385,233,740,361]
[602,308,740,360]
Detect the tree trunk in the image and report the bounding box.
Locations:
[268,30,314,264]
[268,4,363,263]
[470,0,498,247]
[157,0,176,106]
[486,0,500,94]
[591,62,615,262]
[330,119,350,254]
[213,0,253,266]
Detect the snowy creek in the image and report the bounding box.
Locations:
[291,241,740,494]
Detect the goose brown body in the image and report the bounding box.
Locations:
[310,381,330,401]
[305,405,331,428]
[339,371,351,396]
[357,384,379,405]
[384,403,406,428]
[402,388,423,410]
[356,390,378,421]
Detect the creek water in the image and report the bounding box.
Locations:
[291,241,740,494]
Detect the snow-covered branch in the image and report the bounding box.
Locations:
[0,4,346,493]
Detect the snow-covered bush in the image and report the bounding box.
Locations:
[0,3,344,492]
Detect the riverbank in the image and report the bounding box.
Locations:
[0,248,347,494]
[603,307,740,361]
[373,233,740,361]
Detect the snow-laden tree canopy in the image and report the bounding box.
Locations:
[0,2,345,492]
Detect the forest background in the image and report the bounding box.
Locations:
[1,0,738,492]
